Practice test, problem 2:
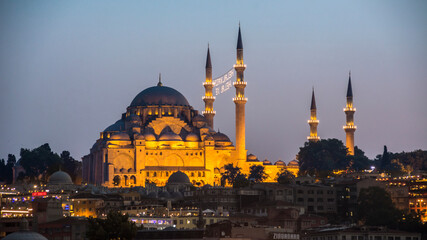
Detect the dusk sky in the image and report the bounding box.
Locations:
[1,1,426,163]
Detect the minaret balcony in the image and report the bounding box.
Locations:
[343,125,357,130]
[307,119,319,124]
[203,82,213,86]
[233,97,248,103]
[343,107,356,112]
[233,64,247,70]
[307,136,320,140]
[233,81,247,87]
[202,110,216,115]
[202,96,216,100]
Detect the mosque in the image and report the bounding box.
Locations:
[82,27,299,188]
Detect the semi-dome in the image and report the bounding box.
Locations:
[110,132,130,140]
[130,85,190,107]
[48,170,73,185]
[167,171,190,184]
[104,119,125,132]
[159,131,182,141]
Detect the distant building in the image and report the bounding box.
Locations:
[301,226,421,240]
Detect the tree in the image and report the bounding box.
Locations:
[357,187,400,227]
[220,164,241,187]
[376,146,404,176]
[0,154,16,183]
[233,173,250,188]
[19,143,62,182]
[276,169,295,184]
[87,211,136,240]
[350,147,373,171]
[61,150,82,184]
[298,139,350,178]
[248,165,267,183]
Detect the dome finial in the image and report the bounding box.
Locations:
[157,73,163,87]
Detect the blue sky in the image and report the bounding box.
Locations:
[1,0,426,162]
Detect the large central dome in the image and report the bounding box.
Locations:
[130,84,190,107]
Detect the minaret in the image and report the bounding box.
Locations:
[233,25,247,161]
[307,88,320,142]
[202,45,215,129]
[343,72,356,155]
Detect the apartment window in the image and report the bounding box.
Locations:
[308,198,314,202]
[179,220,183,224]
[317,198,323,202]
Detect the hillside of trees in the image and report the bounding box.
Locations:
[0,143,82,184]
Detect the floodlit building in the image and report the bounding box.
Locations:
[82,26,296,187]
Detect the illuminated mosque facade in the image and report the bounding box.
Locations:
[82,27,299,188]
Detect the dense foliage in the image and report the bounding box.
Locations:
[376,146,427,176]
[0,143,82,184]
[0,154,16,183]
[87,211,137,240]
[248,165,268,183]
[298,139,372,178]
[221,164,268,188]
[357,186,426,232]
[276,169,295,184]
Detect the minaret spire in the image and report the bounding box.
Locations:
[343,72,356,155]
[203,44,215,129]
[233,24,247,163]
[307,88,319,142]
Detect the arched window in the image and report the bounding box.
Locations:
[130,175,136,185]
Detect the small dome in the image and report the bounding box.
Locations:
[185,133,199,142]
[167,171,190,184]
[104,119,125,132]
[275,160,285,166]
[212,132,231,142]
[158,191,171,199]
[288,160,299,166]
[130,85,190,107]
[171,191,183,199]
[159,131,182,141]
[263,159,272,165]
[134,134,145,140]
[143,132,156,141]
[203,134,214,141]
[110,132,130,140]
[247,154,258,161]
[48,170,73,185]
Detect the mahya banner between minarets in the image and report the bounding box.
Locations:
[213,68,235,96]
